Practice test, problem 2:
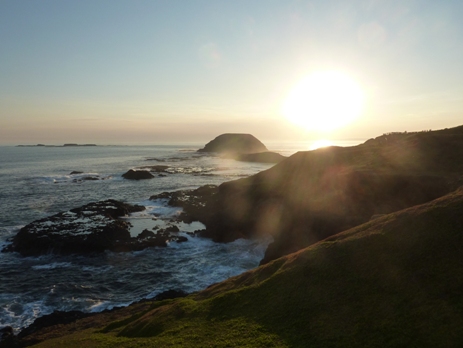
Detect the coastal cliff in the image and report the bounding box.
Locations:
[195,126,463,263]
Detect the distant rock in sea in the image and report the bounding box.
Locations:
[16,144,97,147]
[63,143,97,147]
[122,169,154,180]
[197,134,268,156]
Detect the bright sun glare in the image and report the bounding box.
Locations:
[282,71,364,132]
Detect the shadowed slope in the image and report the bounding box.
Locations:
[27,186,463,347]
[199,126,463,263]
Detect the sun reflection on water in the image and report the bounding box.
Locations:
[309,139,333,150]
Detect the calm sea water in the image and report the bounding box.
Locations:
[0,140,361,331]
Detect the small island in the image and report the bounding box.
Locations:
[197,133,286,163]
[16,144,97,147]
[197,133,268,155]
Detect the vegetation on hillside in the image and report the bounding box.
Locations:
[20,185,463,347]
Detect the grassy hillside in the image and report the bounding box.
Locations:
[199,126,463,263]
[27,186,463,347]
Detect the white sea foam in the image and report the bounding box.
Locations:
[89,300,132,313]
[31,262,73,270]
[0,144,282,333]
[0,297,53,332]
[137,200,183,217]
[0,226,22,237]
[34,172,112,185]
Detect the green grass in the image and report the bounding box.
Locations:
[30,186,463,347]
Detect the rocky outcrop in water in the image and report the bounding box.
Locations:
[197,134,268,156]
[2,200,185,256]
[150,185,219,225]
[122,170,154,180]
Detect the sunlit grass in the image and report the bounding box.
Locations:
[32,187,463,347]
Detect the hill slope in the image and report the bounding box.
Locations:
[25,186,463,347]
[198,125,463,263]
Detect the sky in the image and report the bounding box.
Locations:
[1,0,463,145]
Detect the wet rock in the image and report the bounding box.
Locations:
[175,236,188,243]
[122,169,154,180]
[0,326,16,347]
[150,185,219,225]
[69,171,83,175]
[137,229,155,239]
[0,200,182,256]
[82,176,100,181]
[164,225,179,233]
[73,176,100,183]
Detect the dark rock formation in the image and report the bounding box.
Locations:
[150,185,219,224]
[82,176,100,181]
[137,229,155,239]
[18,311,93,340]
[1,200,183,256]
[175,236,188,243]
[236,151,286,163]
[197,134,268,156]
[71,175,106,183]
[164,225,180,233]
[10,289,189,347]
[0,326,15,347]
[122,169,154,180]
[69,171,83,175]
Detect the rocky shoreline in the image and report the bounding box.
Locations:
[4,126,463,346]
[0,289,188,347]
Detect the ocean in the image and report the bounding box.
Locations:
[0,140,361,331]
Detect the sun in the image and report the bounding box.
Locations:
[282,71,364,132]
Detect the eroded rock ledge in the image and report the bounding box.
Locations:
[2,200,185,256]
